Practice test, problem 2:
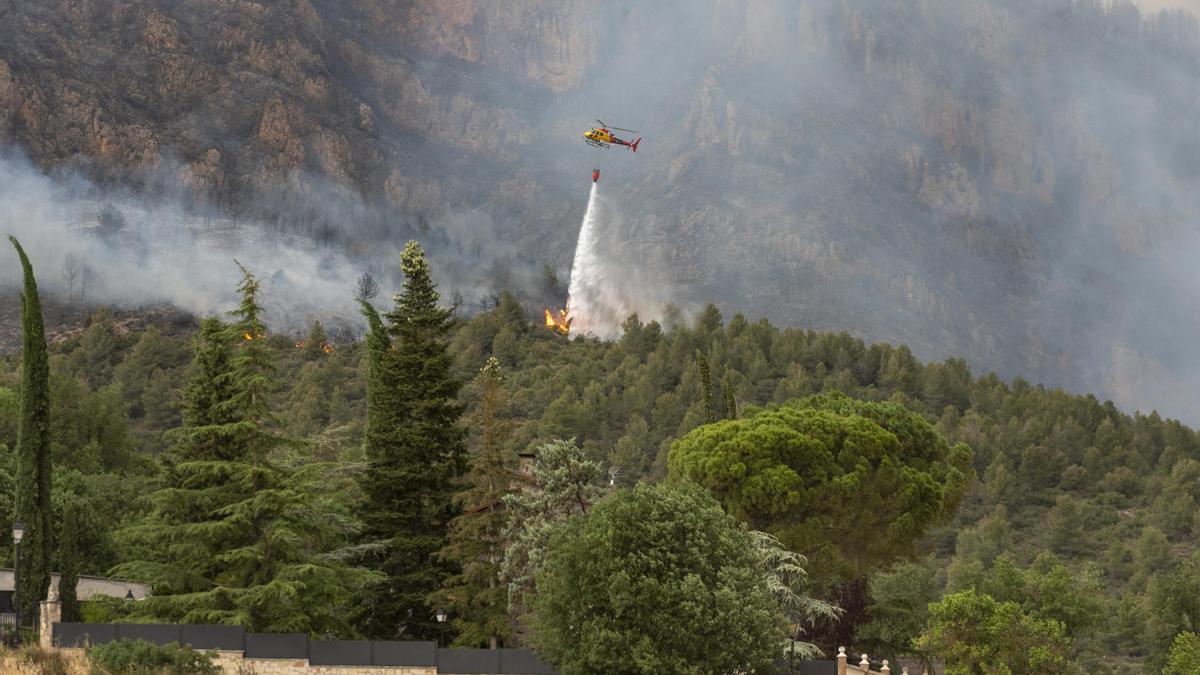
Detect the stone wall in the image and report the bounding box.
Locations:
[58,647,437,675]
[0,568,149,600]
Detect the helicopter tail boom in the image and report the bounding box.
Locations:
[631,137,641,152]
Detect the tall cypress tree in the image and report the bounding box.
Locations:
[697,350,716,424]
[57,504,81,623]
[358,241,466,640]
[8,236,52,628]
[431,357,516,648]
[721,373,738,420]
[114,264,374,634]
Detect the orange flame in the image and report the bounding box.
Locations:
[243,332,254,341]
[321,342,334,354]
[243,330,265,341]
[543,308,572,336]
[295,340,306,349]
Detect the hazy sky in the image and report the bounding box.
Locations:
[1138,0,1200,12]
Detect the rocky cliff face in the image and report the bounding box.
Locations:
[1,0,1198,419]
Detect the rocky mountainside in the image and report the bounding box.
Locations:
[1,0,1199,419]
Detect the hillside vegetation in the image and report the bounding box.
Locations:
[1,288,1196,672]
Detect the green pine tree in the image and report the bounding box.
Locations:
[721,373,737,420]
[303,321,329,360]
[697,351,716,424]
[430,357,517,648]
[9,236,53,628]
[113,263,374,634]
[57,503,81,623]
[500,439,607,638]
[358,241,467,640]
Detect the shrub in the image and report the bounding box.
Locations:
[11,643,79,675]
[87,639,218,675]
[80,598,132,624]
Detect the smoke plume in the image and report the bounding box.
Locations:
[565,183,671,338]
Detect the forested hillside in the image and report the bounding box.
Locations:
[1,281,1197,672]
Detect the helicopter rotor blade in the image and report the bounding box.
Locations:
[596,119,639,132]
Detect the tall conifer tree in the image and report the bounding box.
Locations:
[9,236,52,627]
[115,264,374,634]
[358,241,466,639]
[431,357,516,647]
[697,350,716,424]
[721,374,738,420]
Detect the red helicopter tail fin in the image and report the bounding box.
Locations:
[631,137,641,152]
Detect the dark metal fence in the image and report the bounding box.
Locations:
[53,622,835,674]
[53,622,557,673]
[0,612,17,645]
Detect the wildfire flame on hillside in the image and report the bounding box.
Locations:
[544,308,572,336]
[295,339,334,354]
[243,330,265,341]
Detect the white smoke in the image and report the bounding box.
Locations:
[565,183,673,338]
[0,153,402,341]
[0,151,557,337]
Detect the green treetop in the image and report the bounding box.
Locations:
[697,350,716,424]
[357,240,467,640]
[530,482,792,674]
[916,589,1075,675]
[669,390,972,587]
[431,357,518,648]
[113,264,374,634]
[1166,632,1200,675]
[500,439,606,636]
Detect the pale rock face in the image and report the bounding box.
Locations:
[185,148,224,198]
[0,60,12,133]
[0,0,1198,417]
[142,11,181,51]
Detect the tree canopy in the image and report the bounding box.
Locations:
[669,391,972,585]
[111,266,375,633]
[530,482,792,674]
[916,589,1074,675]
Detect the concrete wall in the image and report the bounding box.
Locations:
[0,568,149,600]
[214,651,436,675]
[59,648,437,675]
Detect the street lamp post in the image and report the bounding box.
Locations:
[12,522,24,644]
[435,608,447,649]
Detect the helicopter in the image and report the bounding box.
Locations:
[583,120,641,152]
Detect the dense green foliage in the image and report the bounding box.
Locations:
[916,589,1073,674]
[431,357,517,648]
[58,503,81,623]
[1165,633,1200,675]
[0,261,1196,671]
[530,482,789,674]
[110,268,375,633]
[500,438,607,633]
[356,240,467,640]
[670,391,971,587]
[8,236,53,626]
[87,639,218,675]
